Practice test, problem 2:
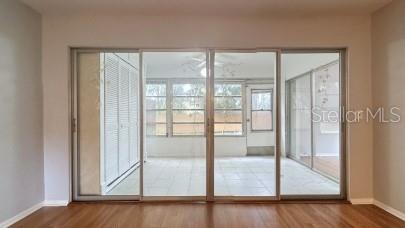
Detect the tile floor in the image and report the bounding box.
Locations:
[107,156,339,196]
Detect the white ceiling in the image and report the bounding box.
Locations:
[282,53,339,80]
[143,52,276,79]
[141,52,338,80]
[21,0,391,16]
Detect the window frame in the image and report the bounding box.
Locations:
[214,81,245,137]
[170,79,206,137]
[145,80,169,137]
[250,88,273,132]
[145,79,248,137]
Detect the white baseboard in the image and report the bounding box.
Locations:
[350,198,405,221]
[0,202,43,228]
[374,200,405,221]
[0,200,69,228]
[350,198,374,204]
[43,200,69,207]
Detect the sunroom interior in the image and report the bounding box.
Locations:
[74,51,342,197]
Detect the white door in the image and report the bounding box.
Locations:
[246,84,275,155]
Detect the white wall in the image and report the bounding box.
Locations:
[146,137,247,157]
[0,0,43,224]
[372,0,405,214]
[41,13,373,201]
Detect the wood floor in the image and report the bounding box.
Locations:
[300,156,340,180]
[11,202,405,228]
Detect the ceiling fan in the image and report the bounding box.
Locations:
[189,55,226,68]
[182,53,241,77]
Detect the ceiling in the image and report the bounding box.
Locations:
[282,53,339,80]
[21,0,391,16]
[137,52,338,80]
[143,52,276,79]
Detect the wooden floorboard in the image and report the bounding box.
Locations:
[11,202,405,228]
[300,156,340,180]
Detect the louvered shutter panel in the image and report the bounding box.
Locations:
[104,53,120,184]
[118,60,130,175]
[129,67,139,166]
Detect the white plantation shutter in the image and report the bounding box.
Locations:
[118,60,130,175]
[129,68,139,166]
[102,53,139,187]
[104,53,120,184]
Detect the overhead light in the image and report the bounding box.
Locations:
[200,68,207,77]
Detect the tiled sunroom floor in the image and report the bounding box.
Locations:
[107,156,339,196]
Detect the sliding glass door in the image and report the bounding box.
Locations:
[72,48,345,201]
[142,51,207,198]
[72,50,140,200]
[212,51,278,198]
[282,52,343,197]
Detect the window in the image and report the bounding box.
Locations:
[172,82,206,136]
[214,83,243,136]
[251,89,273,131]
[145,82,167,136]
[146,80,245,136]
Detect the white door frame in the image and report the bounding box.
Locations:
[70,48,347,202]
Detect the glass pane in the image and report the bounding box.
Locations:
[313,60,340,181]
[173,124,205,136]
[214,52,276,197]
[146,97,166,109]
[143,51,206,196]
[146,84,166,96]
[76,52,140,197]
[214,110,242,122]
[282,52,341,196]
[146,110,166,123]
[252,91,272,110]
[173,97,205,109]
[214,123,242,136]
[173,83,205,96]
[214,84,242,96]
[214,97,242,109]
[252,111,272,130]
[146,123,167,136]
[173,110,205,123]
[288,75,312,167]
